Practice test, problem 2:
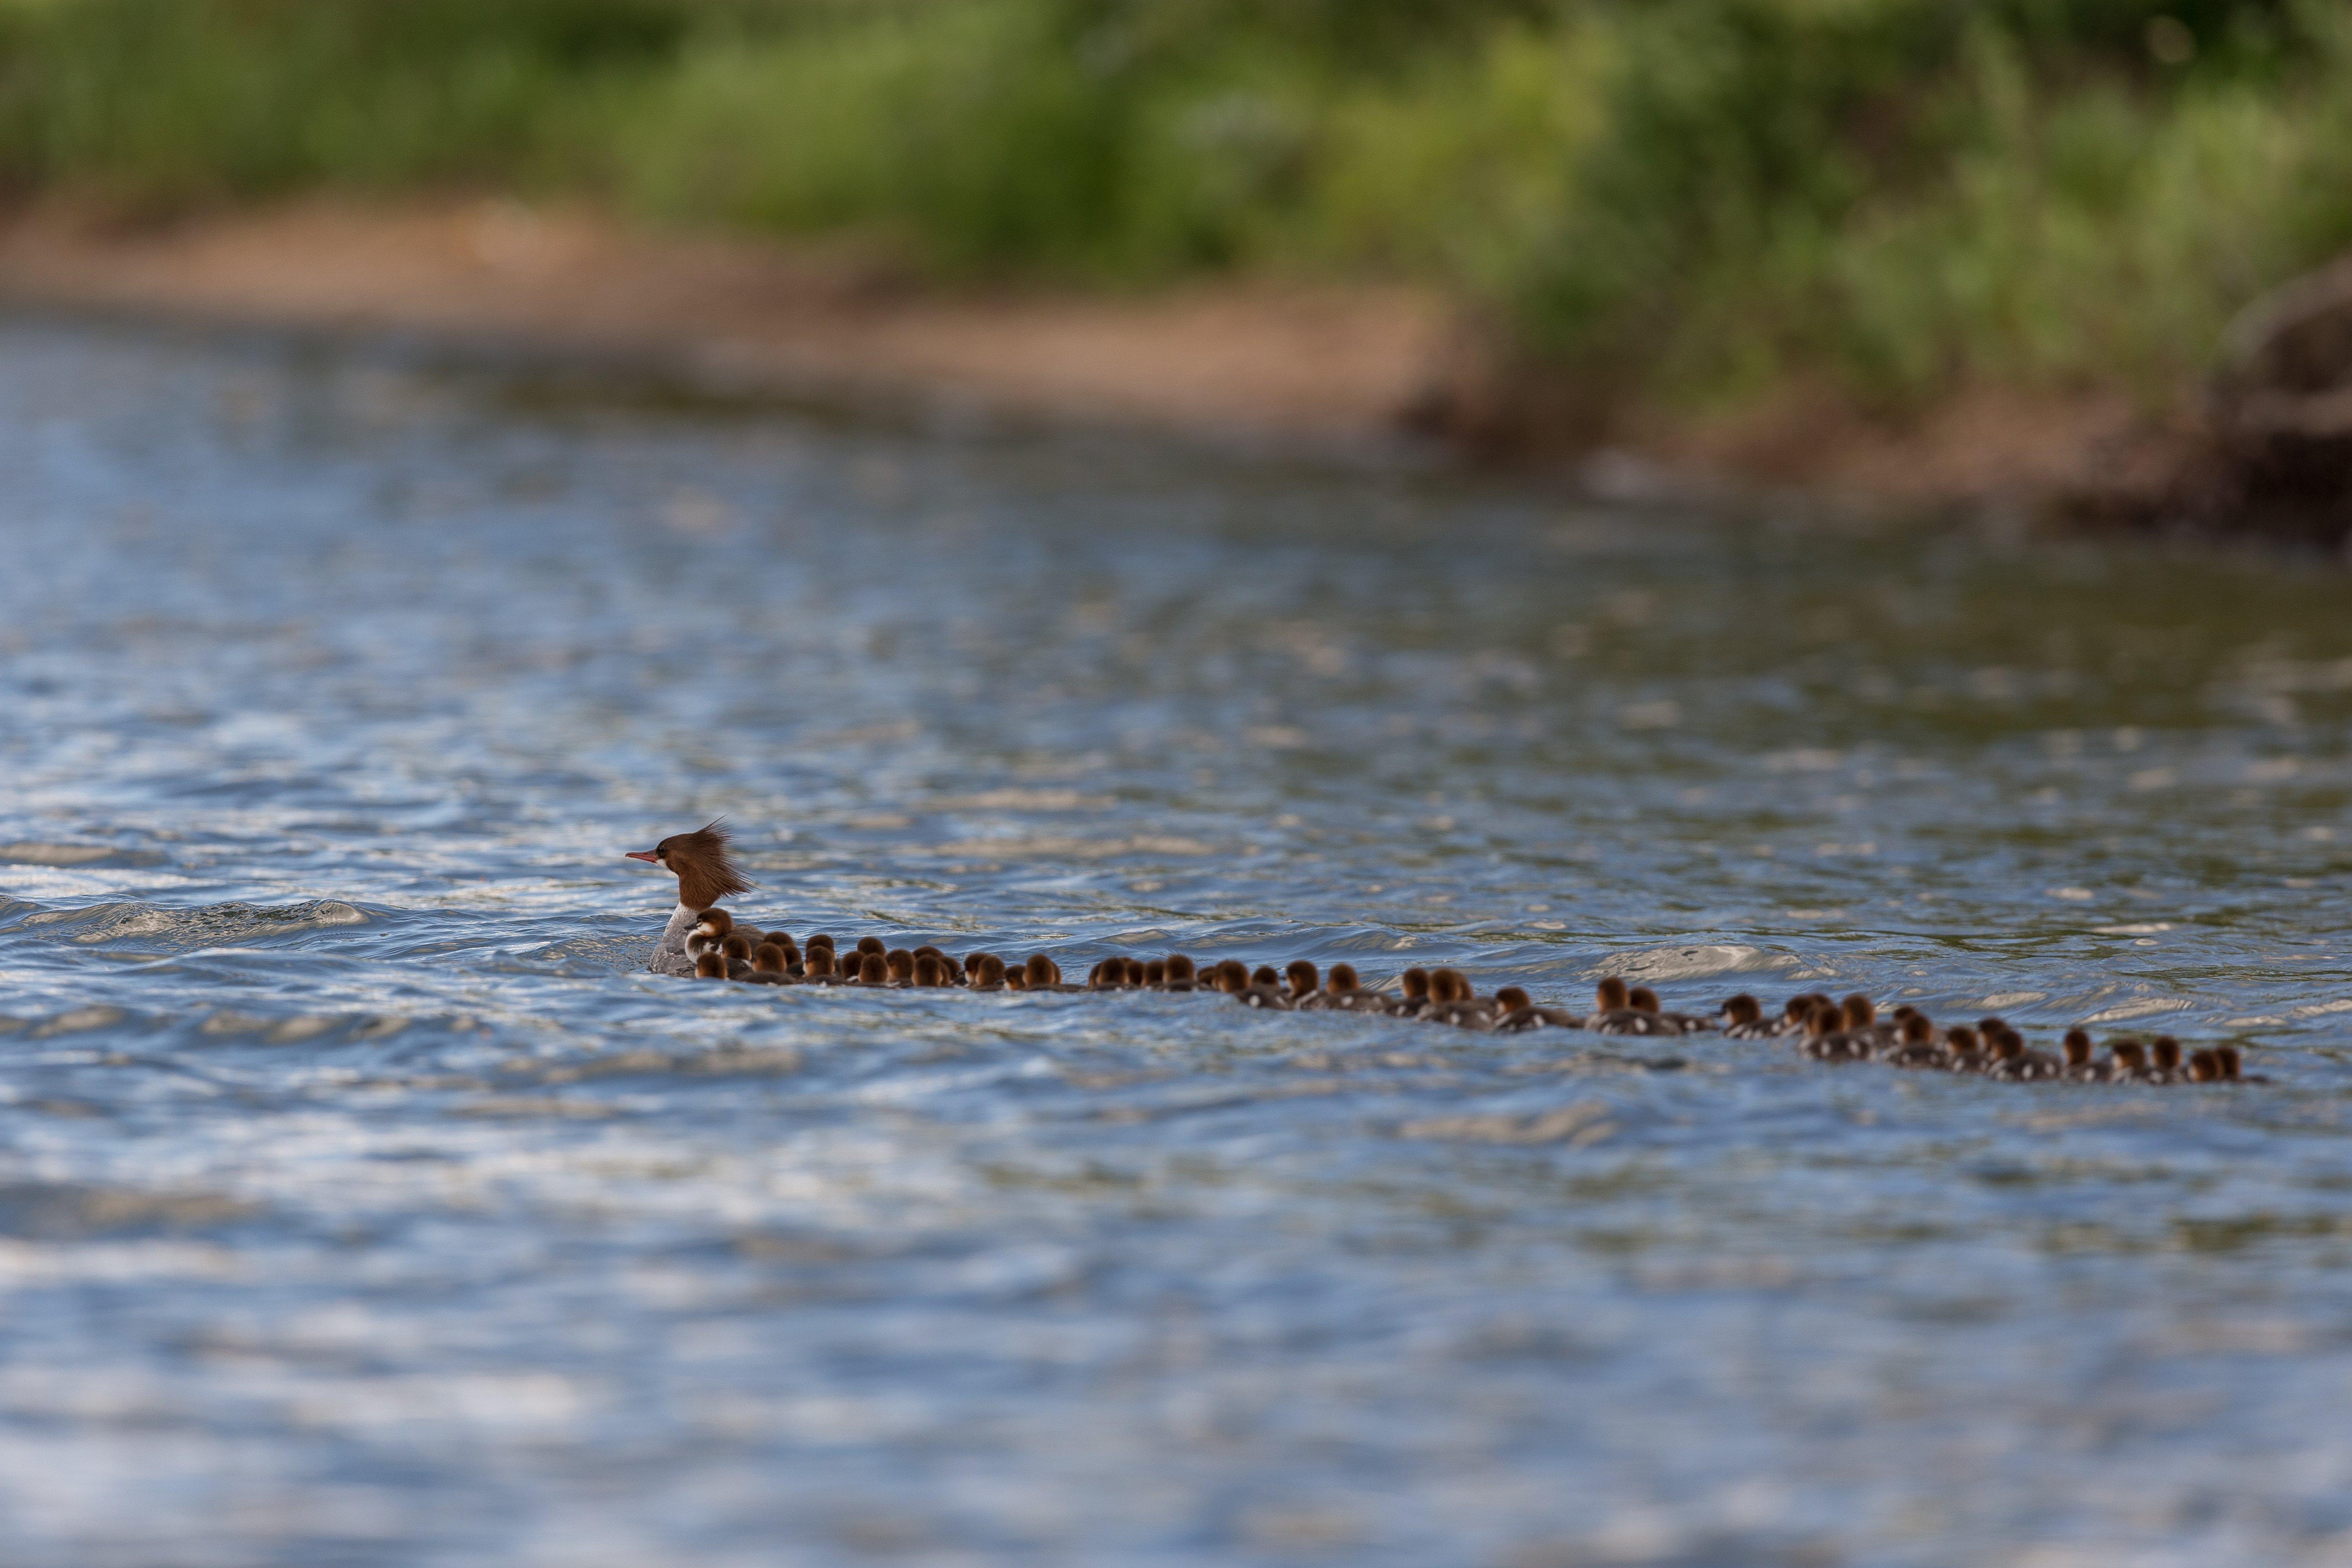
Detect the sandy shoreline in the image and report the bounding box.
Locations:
[0,198,2138,506]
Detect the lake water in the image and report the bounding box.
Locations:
[4,321,2351,1567]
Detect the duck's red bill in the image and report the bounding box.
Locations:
[623,850,660,863]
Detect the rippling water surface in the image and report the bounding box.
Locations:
[5,322,2352,1567]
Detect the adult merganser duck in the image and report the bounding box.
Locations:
[629,822,755,978]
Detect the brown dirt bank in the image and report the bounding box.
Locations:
[0,198,2212,514]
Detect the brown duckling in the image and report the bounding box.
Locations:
[693,951,730,980]
[1590,975,1677,1036]
[884,950,916,986]
[2062,1029,2107,1083]
[913,953,949,987]
[912,945,960,985]
[748,942,795,985]
[969,952,1008,992]
[1798,1000,1872,1061]
[1988,1028,2062,1082]
[1385,967,1434,1018]
[800,946,842,984]
[852,952,887,985]
[2188,1048,2222,1083]
[1154,954,1200,993]
[1941,1024,1988,1073]
[1422,968,1494,1029]
[1303,962,1383,1012]
[1633,984,1718,1035]
[2108,1040,2151,1082]
[1142,959,1167,986]
[1493,985,1580,1032]
[1284,960,1320,1004]
[1719,994,1775,1039]
[1771,993,1833,1037]
[1027,954,1082,992]
[1881,1012,1947,1068]
[2214,1044,2268,1083]
[2147,1035,2185,1085]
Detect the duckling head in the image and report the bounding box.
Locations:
[1596,975,1631,1012]
[1495,986,1531,1012]
[752,942,788,974]
[1435,969,1472,1003]
[1977,1015,2007,1037]
[1025,954,1056,989]
[1992,1032,2024,1062]
[2151,1036,2183,1072]
[1144,959,1167,985]
[1328,962,1360,992]
[694,951,728,980]
[2188,1049,2220,1082]
[804,947,836,979]
[720,932,753,962]
[808,933,836,954]
[1628,985,1662,1014]
[1900,1014,1933,1047]
[914,953,946,987]
[857,936,886,957]
[2062,1029,2092,1068]
[1166,955,1197,983]
[858,952,888,985]
[627,821,753,912]
[1286,960,1319,999]
[1123,958,1147,986]
[976,952,1008,988]
[887,950,915,983]
[1400,967,1431,1001]
[2112,1040,2148,1072]
[1217,961,1251,995]
[1722,994,1761,1026]
[1945,1025,1980,1053]
[1251,964,1279,988]
[2215,1045,2244,1080]
[1841,994,1876,1029]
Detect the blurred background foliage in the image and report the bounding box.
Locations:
[1,0,2347,414]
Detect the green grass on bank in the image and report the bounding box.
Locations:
[4,0,2349,420]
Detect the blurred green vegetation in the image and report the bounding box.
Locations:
[3,0,2348,415]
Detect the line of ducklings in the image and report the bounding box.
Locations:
[681,912,2258,1084]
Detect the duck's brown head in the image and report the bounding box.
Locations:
[1251,964,1280,988]
[976,952,1007,988]
[804,946,836,978]
[2151,1036,2183,1072]
[1629,985,1662,1014]
[720,932,752,961]
[2188,1049,2219,1082]
[626,822,752,911]
[1026,954,1056,988]
[809,933,836,953]
[914,953,946,987]
[693,909,734,939]
[859,952,889,985]
[1123,957,1147,985]
[1900,1014,1933,1046]
[694,951,728,980]
[1166,955,1197,983]
[2063,1029,2092,1067]
[1722,994,1761,1026]
[1328,962,1360,992]
[887,950,915,983]
[1144,959,1167,985]
[1495,986,1531,1011]
[857,936,886,957]
[1992,1032,2024,1061]
[1842,994,1876,1029]
[1400,967,1431,1001]
[1945,1025,1980,1053]
[2215,1045,2244,1080]
[1596,976,1630,1012]
[1286,960,1319,998]
[1216,960,1251,995]
[2112,1041,2148,1071]
[752,943,788,974]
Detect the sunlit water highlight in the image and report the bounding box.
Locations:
[4,322,2352,1567]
